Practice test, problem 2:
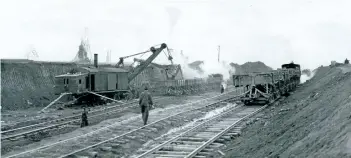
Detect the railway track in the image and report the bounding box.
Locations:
[1,98,150,141]
[132,104,267,158]
[0,99,143,131]
[3,88,245,158]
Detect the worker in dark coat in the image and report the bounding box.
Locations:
[139,87,153,125]
[81,107,89,127]
[220,84,225,93]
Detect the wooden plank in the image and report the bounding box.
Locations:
[39,92,71,113]
[118,72,128,90]
[88,91,125,104]
[107,73,117,90]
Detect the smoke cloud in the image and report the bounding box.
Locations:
[170,50,236,81]
[300,70,316,84]
[165,7,181,36]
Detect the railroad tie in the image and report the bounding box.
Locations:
[161,145,197,152]
[208,143,226,148]
[178,137,208,142]
[197,151,213,156]
[171,141,204,145]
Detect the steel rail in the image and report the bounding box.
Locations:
[1,99,138,134]
[185,104,268,158]
[135,104,267,158]
[1,97,163,141]
[4,89,245,158]
[57,91,246,158]
[134,105,245,158]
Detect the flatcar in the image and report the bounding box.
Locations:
[232,62,301,105]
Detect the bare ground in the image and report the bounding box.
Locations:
[223,65,351,158]
[1,91,220,129]
[1,91,222,157]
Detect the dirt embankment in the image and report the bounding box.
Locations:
[1,60,79,110]
[230,61,273,74]
[224,65,351,157]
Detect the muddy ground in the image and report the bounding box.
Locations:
[1,91,221,128]
[223,65,351,157]
[2,90,225,157]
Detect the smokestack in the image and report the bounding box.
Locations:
[94,54,98,68]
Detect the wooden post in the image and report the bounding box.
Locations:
[39,92,71,113]
[88,91,125,104]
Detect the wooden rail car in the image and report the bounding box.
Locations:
[233,62,301,105]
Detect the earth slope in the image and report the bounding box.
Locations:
[229,61,273,74]
[1,60,79,110]
[224,65,351,157]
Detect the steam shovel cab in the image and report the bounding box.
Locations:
[54,66,129,106]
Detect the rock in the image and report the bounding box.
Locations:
[126,135,136,139]
[100,146,112,151]
[149,128,158,132]
[87,151,98,157]
[264,122,269,126]
[111,144,120,149]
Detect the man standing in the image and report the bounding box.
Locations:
[139,87,153,125]
[220,84,225,93]
[81,107,89,127]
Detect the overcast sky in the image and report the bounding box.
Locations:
[1,0,350,70]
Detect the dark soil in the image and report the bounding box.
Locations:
[224,65,351,157]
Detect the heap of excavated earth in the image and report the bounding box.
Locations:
[223,65,351,157]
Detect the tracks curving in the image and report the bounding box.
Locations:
[4,88,245,158]
[134,105,268,158]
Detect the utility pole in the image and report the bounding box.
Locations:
[106,50,111,64]
[218,45,220,63]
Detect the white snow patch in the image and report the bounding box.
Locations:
[131,102,237,157]
[165,102,236,135]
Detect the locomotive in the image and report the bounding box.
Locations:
[233,62,301,105]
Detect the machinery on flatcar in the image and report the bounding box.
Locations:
[232,62,301,105]
[54,43,169,105]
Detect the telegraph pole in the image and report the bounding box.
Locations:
[218,45,220,63]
